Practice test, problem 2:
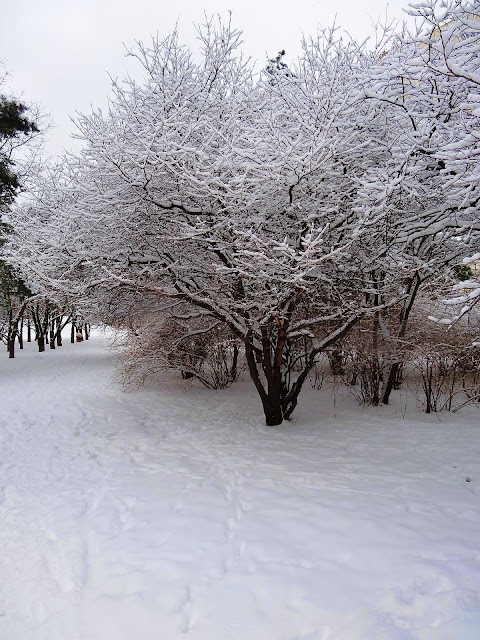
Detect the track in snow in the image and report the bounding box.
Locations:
[1,330,480,639]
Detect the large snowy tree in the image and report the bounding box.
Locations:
[7,7,480,423]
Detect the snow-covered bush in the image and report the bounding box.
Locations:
[122,314,241,390]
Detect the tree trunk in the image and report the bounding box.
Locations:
[71,323,76,344]
[50,319,56,349]
[262,395,284,426]
[382,362,401,405]
[370,309,381,406]
[8,301,29,358]
[18,319,24,349]
[38,335,45,352]
[244,314,362,426]
[8,334,15,358]
[245,339,284,426]
[382,274,421,405]
[231,343,239,381]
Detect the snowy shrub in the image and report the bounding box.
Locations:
[122,314,241,390]
[409,314,480,413]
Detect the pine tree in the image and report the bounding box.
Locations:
[0,96,38,207]
[0,91,38,354]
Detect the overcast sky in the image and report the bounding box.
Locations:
[1,0,411,157]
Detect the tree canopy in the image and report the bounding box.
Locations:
[5,1,480,424]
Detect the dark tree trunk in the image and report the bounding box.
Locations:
[50,320,56,349]
[370,309,381,406]
[71,323,76,344]
[382,362,402,404]
[38,335,45,352]
[243,313,362,426]
[52,316,64,347]
[231,343,239,381]
[262,396,284,426]
[382,273,421,405]
[8,301,29,358]
[27,319,32,342]
[18,319,24,349]
[8,335,15,358]
[245,343,280,426]
[7,309,12,353]
[245,338,284,426]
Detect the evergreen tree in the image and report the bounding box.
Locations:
[0,87,39,354]
[0,95,38,207]
[0,95,38,206]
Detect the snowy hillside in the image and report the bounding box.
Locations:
[1,330,479,639]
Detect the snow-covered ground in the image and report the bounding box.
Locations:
[1,330,479,640]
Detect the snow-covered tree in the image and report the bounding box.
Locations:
[349,0,480,401]
[7,12,479,423]
[0,68,45,357]
[404,1,480,323]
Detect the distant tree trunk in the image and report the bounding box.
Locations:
[49,320,56,349]
[7,309,12,353]
[53,314,69,347]
[37,335,45,352]
[27,318,32,342]
[31,303,50,353]
[370,309,381,406]
[8,313,15,358]
[71,322,76,344]
[8,334,15,358]
[8,301,29,358]
[231,343,239,381]
[56,320,63,347]
[18,318,24,349]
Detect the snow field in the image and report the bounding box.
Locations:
[0,330,479,639]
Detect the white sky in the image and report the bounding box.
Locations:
[1,0,411,157]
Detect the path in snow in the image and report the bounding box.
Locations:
[0,330,479,639]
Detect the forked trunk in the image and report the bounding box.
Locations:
[245,339,285,426]
[244,314,362,426]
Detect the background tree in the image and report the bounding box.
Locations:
[0,95,39,208]
[0,68,47,356]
